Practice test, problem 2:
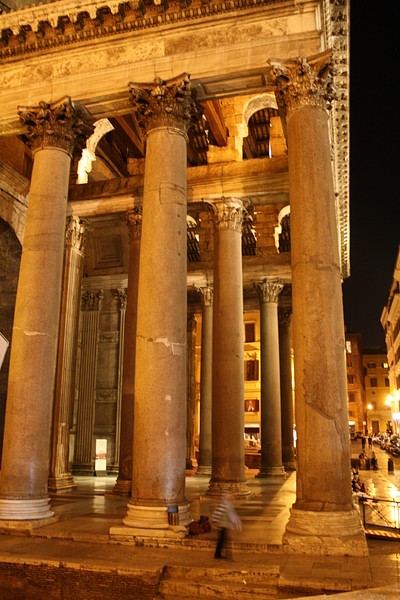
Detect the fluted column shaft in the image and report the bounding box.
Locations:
[73,291,103,473]
[113,209,141,496]
[196,286,213,476]
[255,279,286,478]
[48,216,87,492]
[122,75,198,532]
[208,198,250,498]
[0,98,90,520]
[270,53,366,555]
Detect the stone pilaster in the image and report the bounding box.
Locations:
[270,53,367,556]
[207,198,250,498]
[113,209,142,496]
[73,290,103,475]
[278,307,296,471]
[114,75,198,538]
[0,97,92,521]
[48,216,87,493]
[255,278,286,478]
[195,286,213,476]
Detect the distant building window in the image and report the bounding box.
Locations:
[346,341,352,353]
[245,399,259,412]
[367,362,376,369]
[348,392,355,403]
[382,361,388,369]
[347,375,355,384]
[245,360,259,381]
[370,377,378,387]
[245,323,255,343]
[384,377,390,387]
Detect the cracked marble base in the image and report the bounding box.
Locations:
[283,507,368,557]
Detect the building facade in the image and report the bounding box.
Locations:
[0,0,365,556]
[381,245,400,434]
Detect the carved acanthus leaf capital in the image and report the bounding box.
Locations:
[213,198,245,233]
[254,278,284,304]
[18,96,93,157]
[278,307,292,327]
[196,286,213,307]
[81,290,104,311]
[65,216,87,253]
[125,207,142,241]
[116,288,128,310]
[129,73,198,134]
[268,51,337,116]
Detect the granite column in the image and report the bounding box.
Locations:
[270,52,367,555]
[0,98,91,520]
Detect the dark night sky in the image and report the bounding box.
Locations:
[342,5,400,349]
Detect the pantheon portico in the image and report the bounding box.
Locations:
[0,0,365,556]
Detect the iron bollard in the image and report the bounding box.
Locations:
[388,457,394,472]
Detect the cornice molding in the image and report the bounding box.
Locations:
[0,0,289,59]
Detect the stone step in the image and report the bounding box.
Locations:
[155,563,284,599]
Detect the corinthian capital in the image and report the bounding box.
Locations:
[213,198,245,233]
[129,73,198,133]
[126,208,142,241]
[196,285,213,308]
[268,51,337,116]
[18,96,93,156]
[65,216,87,253]
[254,278,284,304]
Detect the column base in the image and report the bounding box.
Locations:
[0,498,54,521]
[206,480,251,498]
[48,473,77,493]
[282,506,368,557]
[283,460,297,472]
[195,465,212,476]
[122,501,191,530]
[112,478,131,496]
[256,466,287,478]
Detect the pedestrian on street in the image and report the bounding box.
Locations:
[211,492,242,559]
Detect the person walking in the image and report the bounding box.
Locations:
[211,492,242,559]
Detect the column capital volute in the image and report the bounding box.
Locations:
[212,197,245,233]
[125,207,142,241]
[18,96,93,157]
[254,278,284,304]
[268,50,337,117]
[129,73,198,135]
[196,285,213,307]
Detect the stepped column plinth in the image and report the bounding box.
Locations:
[270,52,367,556]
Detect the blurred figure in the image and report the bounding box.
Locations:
[211,492,242,559]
